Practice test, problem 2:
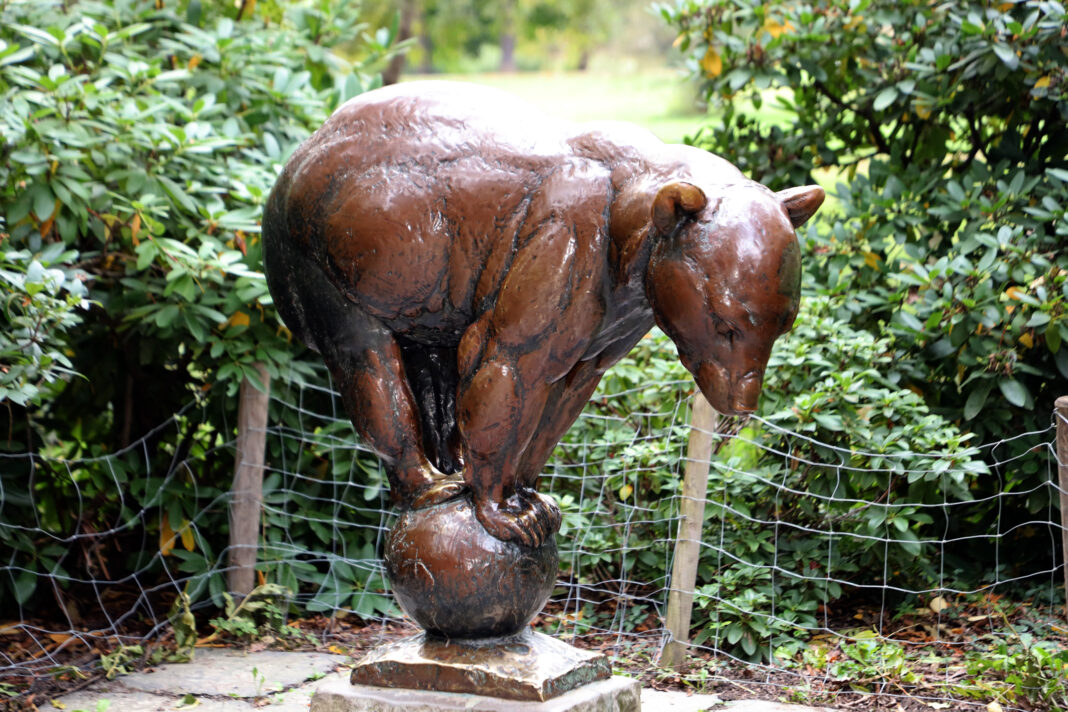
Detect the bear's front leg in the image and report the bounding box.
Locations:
[457,351,562,547]
[454,207,606,546]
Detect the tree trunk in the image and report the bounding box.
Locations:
[499,33,517,72]
[576,49,590,71]
[419,30,434,73]
[382,0,416,86]
[499,0,517,72]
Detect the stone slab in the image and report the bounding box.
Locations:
[641,688,722,710]
[37,682,253,712]
[36,649,839,712]
[262,670,354,712]
[351,630,610,701]
[725,702,838,711]
[119,648,347,698]
[37,666,351,712]
[311,675,641,712]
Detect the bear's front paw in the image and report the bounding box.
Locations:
[474,489,561,548]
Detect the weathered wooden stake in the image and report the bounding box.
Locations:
[661,392,718,669]
[1056,395,1068,622]
[228,363,271,598]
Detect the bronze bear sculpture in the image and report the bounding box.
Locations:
[263,81,824,549]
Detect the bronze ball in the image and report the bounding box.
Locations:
[384,495,557,639]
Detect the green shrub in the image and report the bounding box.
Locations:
[698,297,988,662]
[661,0,1068,435]
[0,244,90,406]
[549,297,988,662]
[0,0,395,425]
[0,0,396,613]
[661,0,1068,574]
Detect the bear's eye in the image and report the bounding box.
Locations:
[715,320,739,342]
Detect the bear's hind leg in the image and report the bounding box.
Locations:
[324,329,466,510]
[290,273,462,509]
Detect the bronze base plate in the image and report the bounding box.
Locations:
[350,631,612,702]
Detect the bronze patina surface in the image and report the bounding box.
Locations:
[349,630,611,702]
[385,495,557,638]
[262,80,823,553]
[263,82,824,659]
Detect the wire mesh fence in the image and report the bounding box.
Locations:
[1,361,1065,709]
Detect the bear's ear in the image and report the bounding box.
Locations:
[652,181,708,235]
[776,185,825,228]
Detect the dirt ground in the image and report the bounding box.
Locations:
[0,611,1036,712]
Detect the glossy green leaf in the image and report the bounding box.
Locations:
[991,43,1018,69]
[997,378,1029,408]
[157,176,197,215]
[963,380,993,420]
[873,86,898,111]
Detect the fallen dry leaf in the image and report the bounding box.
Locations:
[929,595,950,614]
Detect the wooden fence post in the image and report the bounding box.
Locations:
[1056,396,1068,622]
[228,364,271,599]
[661,392,719,668]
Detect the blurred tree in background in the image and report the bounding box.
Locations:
[363,0,658,76]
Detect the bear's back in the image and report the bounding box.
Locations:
[296,81,573,181]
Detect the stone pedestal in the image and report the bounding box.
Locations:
[350,630,610,701]
[309,630,638,711]
[310,676,641,712]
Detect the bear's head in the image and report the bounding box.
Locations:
[645,180,824,415]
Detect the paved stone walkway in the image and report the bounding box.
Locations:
[38,649,836,712]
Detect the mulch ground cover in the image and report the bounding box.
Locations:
[1,591,1062,712]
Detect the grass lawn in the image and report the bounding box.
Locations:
[404,68,709,145]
